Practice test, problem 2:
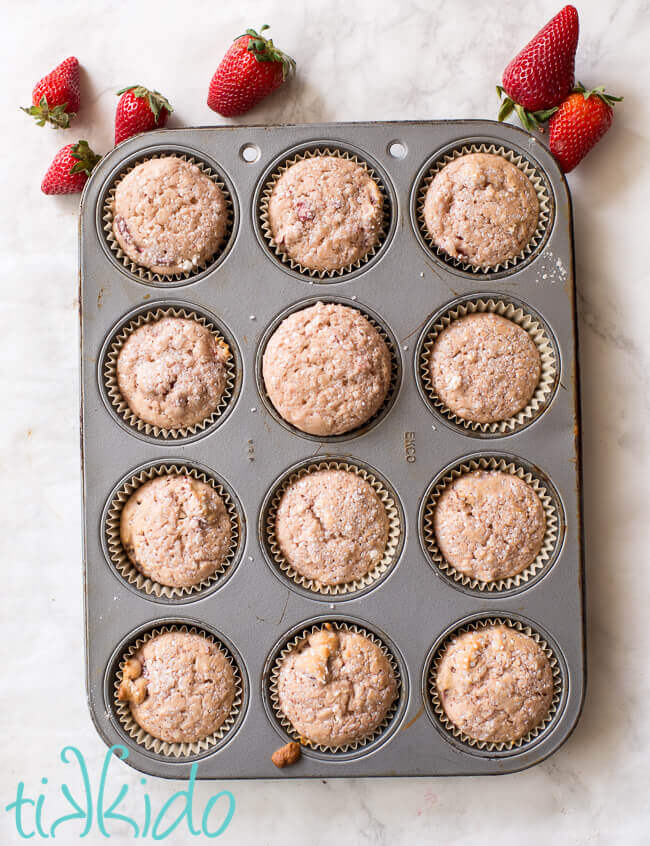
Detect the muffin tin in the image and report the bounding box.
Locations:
[80,121,584,778]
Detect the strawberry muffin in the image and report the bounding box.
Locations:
[116,316,230,430]
[274,469,389,586]
[262,302,392,436]
[435,624,554,743]
[112,156,228,275]
[423,152,539,268]
[276,627,397,747]
[267,155,384,272]
[120,475,232,588]
[117,631,236,744]
[433,470,546,583]
[429,312,541,424]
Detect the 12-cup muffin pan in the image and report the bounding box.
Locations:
[79,121,585,778]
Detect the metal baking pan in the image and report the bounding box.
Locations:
[79,120,584,778]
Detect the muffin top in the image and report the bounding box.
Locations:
[433,470,546,582]
[423,153,539,268]
[275,469,389,586]
[435,624,554,743]
[262,302,392,436]
[116,316,230,430]
[120,475,232,588]
[120,631,235,744]
[277,627,397,747]
[429,312,541,424]
[112,156,228,275]
[267,155,384,272]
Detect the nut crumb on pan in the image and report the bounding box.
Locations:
[429,312,541,424]
[277,628,397,748]
[262,302,391,436]
[435,624,554,744]
[423,153,538,268]
[127,631,235,745]
[271,741,301,768]
[268,155,384,272]
[116,316,230,430]
[433,470,546,582]
[120,474,232,588]
[112,156,228,275]
[275,469,389,586]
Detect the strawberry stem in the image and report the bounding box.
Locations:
[68,140,101,176]
[116,85,174,121]
[497,86,557,131]
[237,25,296,80]
[21,95,74,129]
[573,82,623,107]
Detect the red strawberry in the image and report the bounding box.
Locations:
[114,86,173,145]
[497,5,579,131]
[549,84,623,173]
[41,140,101,195]
[207,25,295,117]
[22,56,81,129]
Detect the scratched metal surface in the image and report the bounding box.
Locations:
[79,121,584,778]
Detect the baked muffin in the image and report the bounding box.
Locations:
[435,624,554,743]
[118,631,236,744]
[267,155,384,272]
[423,153,539,268]
[112,156,228,275]
[120,475,232,588]
[277,627,397,747]
[429,312,541,424]
[262,302,392,436]
[116,316,230,430]
[433,470,546,582]
[275,469,389,586]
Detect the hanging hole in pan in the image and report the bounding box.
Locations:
[240,144,261,163]
[387,140,407,159]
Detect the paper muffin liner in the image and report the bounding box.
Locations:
[258,146,390,279]
[418,297,558,435]
[103,306,236,440]
[102,152,234,284]
[105,463,241,599]
[415,142,552,274]
[268,621,402,754]
[258,297,401,441]
[421,455,560,593]
[262,459,403,596]
[427,616,563,753]
[113,624,243,758]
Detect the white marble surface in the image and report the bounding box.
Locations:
[1,0,649,843]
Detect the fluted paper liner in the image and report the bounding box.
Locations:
[418,297,558,435]
[268,622,401,754]
[105,463,241,599]
[103,152,234,283]
[428,617,563,753]
[416,143,552,274]
[263,460,402,596]
[113,624,243,758]
[103,306,236,440]
[260,299,401,440]
[258,147,390,279]
[421,456,560,593]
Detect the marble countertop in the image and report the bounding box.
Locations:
[1,0,649,843]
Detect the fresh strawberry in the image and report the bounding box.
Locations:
[22,56,81,128]
[497,5,579,131]
[41,140,101,195]
[207,25,295,117]
[114,85,173,144]
[549,83,623,173]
